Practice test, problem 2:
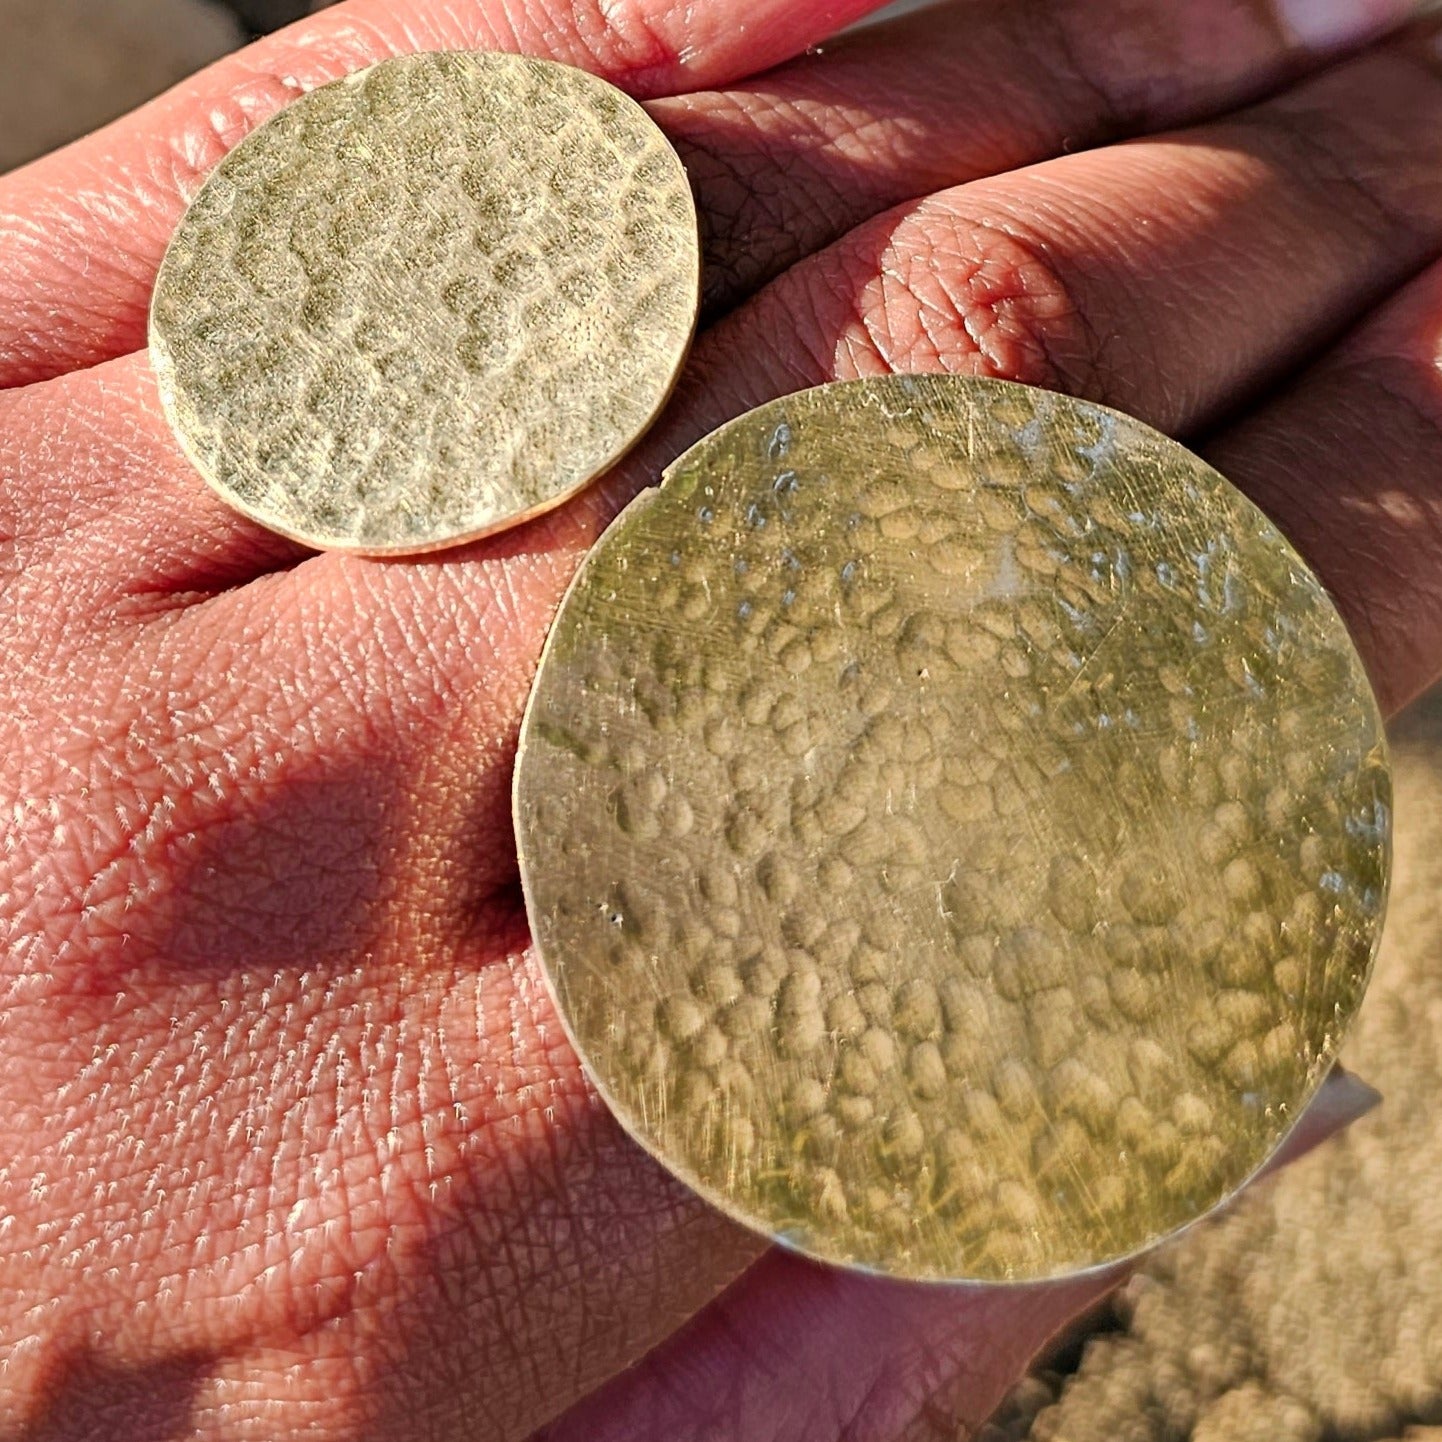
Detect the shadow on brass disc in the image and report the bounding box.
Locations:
[513,375,1391,1282]
[149,51,699,554]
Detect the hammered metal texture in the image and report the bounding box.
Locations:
[513,375,1391,1283]
[150,51,699,553]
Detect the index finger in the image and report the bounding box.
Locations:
[0,0,889,387]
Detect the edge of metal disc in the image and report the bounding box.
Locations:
[148,50,702,557]
[513,373,1393,1285]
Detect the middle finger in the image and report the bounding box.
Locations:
[0,0,1411,385]
[707,21,1442,438]
[672,0,1425,316]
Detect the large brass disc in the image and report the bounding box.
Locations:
[150,51,699,554]
[514,375,1390,1282]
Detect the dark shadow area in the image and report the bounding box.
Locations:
[18,1350,212,1442]
[157,755,395,974]
[214,0,315,37]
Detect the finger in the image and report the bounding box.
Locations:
[704,21,1442,441]
[668,0,1425,315]
[13,43,1430,1440]
[536,1065,1373,1442]
[8,14,1439,895]
[1202,253,1442,714]
[540,1252,1117,1442]
[0,0,889,389]
[10,19,1442,788]
[23,29,1426,1412]
[280,24,1442,917]
[1260,1065,1381,1176]
[0,358,313,612]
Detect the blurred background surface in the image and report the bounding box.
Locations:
[1,2,1439,1437]
[0,0,242,172]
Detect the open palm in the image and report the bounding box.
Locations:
[2,1,1441,1437]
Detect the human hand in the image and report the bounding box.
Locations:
[2,1,1440,1437]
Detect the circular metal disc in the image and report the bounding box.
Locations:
[514,375,1391,1282]
[149,51,699,554]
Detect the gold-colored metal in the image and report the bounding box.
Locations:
[149,51,699,554]
[514,375,1391,1283]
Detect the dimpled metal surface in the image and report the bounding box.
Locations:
[513,375,1390,1282]
[150,51,699,553]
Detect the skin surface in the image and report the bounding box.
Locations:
[1,1,1441,1438]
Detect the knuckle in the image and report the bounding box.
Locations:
[575,0,680,89]
[1248,111,1413,252]
[816,201,1085,391]
[1028,2,1139,137]
[665,88,847,315]
[168,69,307,199]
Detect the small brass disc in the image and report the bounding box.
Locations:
[514,376,1390,1282]
[149,51,699,554]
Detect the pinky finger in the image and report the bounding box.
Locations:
[1203,257,1442,716]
